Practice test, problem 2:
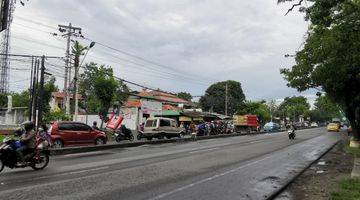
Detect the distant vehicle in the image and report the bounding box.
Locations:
[142,117,185,140]
[310,122,318,127]
[327,123,340,132]
[233,115,260,133]
[50,122,107,148]
[332,118,342,127]
[263,122,280,132]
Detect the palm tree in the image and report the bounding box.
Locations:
[71,41,88,116]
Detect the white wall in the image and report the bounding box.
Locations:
[120,107,139,130]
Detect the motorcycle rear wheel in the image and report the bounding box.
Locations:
[31,152,49,170]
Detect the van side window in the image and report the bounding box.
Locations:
[160,119,170,127]
[145,120,154,127]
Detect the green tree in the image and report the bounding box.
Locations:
[79,63,129,124]
[12,90,29,107]
[279,0,360,141]
[237,101,271,125]
[71,41,88,111]
[278,96,310,121]
[199,80,245,115]
[177,92,192,101]
[310,94,341,122]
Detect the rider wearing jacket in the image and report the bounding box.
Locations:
[16,121,36,165]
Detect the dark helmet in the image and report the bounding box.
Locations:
[21,121,35,132]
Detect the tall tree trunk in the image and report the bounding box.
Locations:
[346,102,360,147]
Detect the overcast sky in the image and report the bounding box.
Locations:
[6,0,315,103]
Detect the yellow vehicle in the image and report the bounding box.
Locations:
[327,123,340,132]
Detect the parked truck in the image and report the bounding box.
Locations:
[233,114,260,133]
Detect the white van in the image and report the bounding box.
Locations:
[143,117,185,140]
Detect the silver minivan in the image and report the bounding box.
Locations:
[143,117,185,140]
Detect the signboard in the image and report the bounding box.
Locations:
[140,100,162,116]
[179,116,191,122]
[192,117,203,121]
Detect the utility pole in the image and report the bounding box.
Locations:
[58,23,82,115]
[37,56,45,127]
[32,59,39,124]
[0,0,14,93]
[225,82,228,116]
[28,56,34,121]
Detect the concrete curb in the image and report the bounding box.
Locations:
[351,157,360,178]
[50,127,316,156]
[267,139,340,200]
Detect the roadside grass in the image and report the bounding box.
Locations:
[0,135,5,141]
[330,178,360,200]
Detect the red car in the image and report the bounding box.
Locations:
[50,121,107,148]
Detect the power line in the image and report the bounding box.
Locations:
[83,37,216,83]
[14,15,58,31]
[12,35,66,50]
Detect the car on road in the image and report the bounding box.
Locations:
[143,117,185,140]
[327,123,340,132]
[50,121,107,148]
[310,122,318,127]
[263,122,280,132]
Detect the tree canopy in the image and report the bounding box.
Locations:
[278,96,310,121]
[309,94,341,122]
[199,80,245,115]
[177,92,192,102]
[237,101,271,125]
[279,0,360,140]
[78,63,129,119]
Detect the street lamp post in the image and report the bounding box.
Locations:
[74,41,95,121]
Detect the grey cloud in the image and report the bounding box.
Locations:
[7,0,311,101]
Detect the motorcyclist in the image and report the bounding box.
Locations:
[16,121,36,165]
[120,125,132,138]
[92,121,100,130]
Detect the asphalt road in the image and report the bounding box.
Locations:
[0,128,340,200]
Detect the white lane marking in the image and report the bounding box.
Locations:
[31,166,110,181]
[148,155,273,200]
[189,147,219,154]
[62,151,104,157]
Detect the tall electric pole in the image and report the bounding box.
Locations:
[225,82,228,116]
[37,56,45,127]
[58,23,82,115]
[28,56,34,121]
[0,0,14,93]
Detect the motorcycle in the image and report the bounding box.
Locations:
[114,128,134,142]
[137,130,144,140]
[0,136,50,172]
[288,129,296,140]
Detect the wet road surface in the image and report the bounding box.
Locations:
[0,128,340,200]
